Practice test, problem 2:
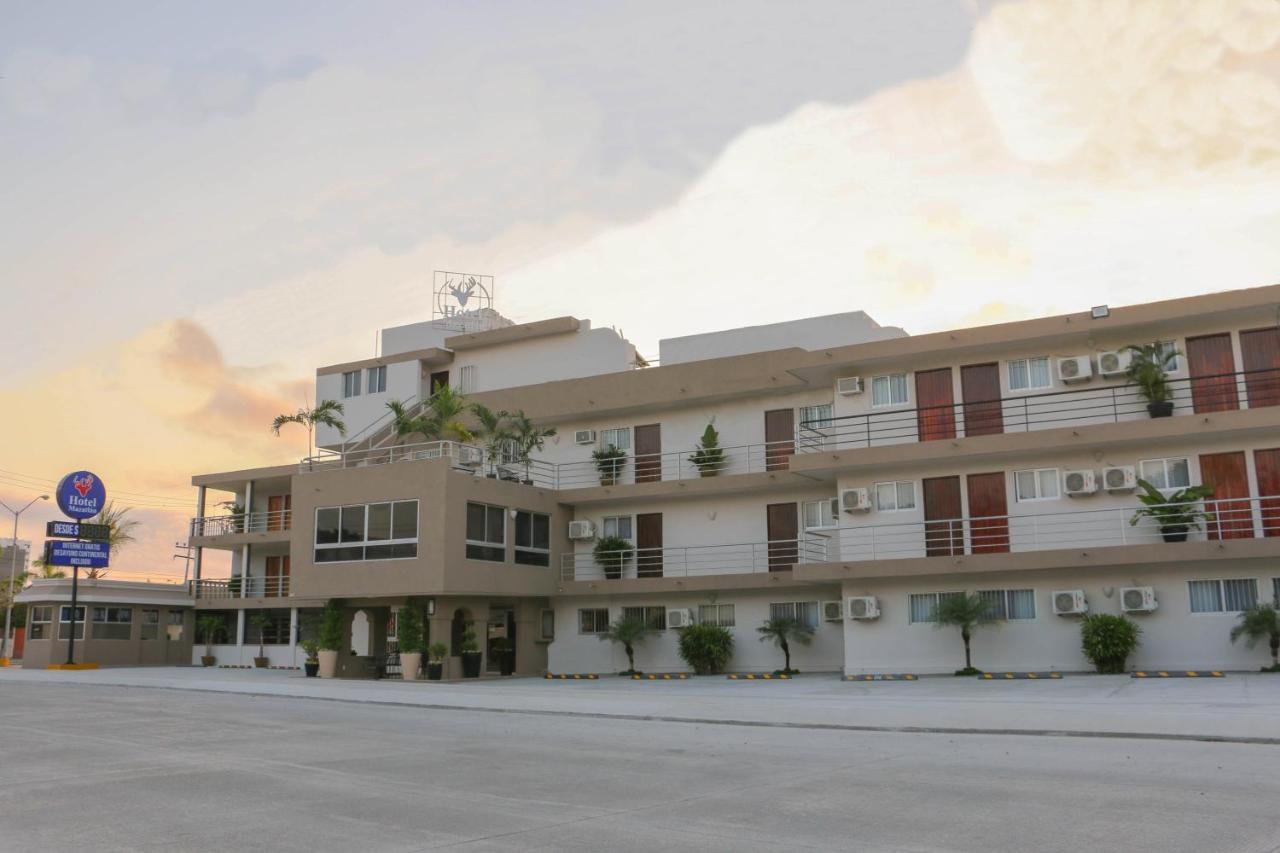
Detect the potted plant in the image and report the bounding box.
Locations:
[490,636,515,676]
[1230,604,1280,672]
[397,605,424,681]
[510,411,556,485]
[1130,479,1215,542]
[227,575,243,598]
[1080,613,1142,674]
[598,614,649,675]
[459,624,483,678]
[248,611,272,668]
[931,593,999,676]
[592,444,627,486]
[756,616,813,676]
[593,535,634,580]
[469,403,512,477]
[301,639,320,677]
[196,615,223,667]
[426,642,448,680]
[689,420,726,477]
[1124,342,1180,418]
[317,599,344,678]
[216,501,246,533]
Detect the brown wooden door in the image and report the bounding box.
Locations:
[633,424,662,483]
[1240,327,1280,409]
[960,363,1003,438]
[1199,451,1252,540]
[267,494,292,531]
[635,513,663,577]
[966,472,1010,553]
[1254,449,1280,538]
[766,502,799,571]
[264,555,290,597]
[915,368,956,441]
[764,409,795,470]
[922,476,963,556]
[1186,333,1239,413]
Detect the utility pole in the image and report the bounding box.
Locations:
[173,541,194,584]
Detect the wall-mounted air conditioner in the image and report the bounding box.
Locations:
[1120,586,1158,613]
[1063,469,1098,496]
[568,520,596,540]
[1057,356,1093,383]
[841,488,871,513]
[574,429,597,445]
[457,446,483,466]
[822,601,844,622]
[1103,465,1137,492]
[1052,589,1088,616]
[667,608,693,629]
[847,596,880,620]
[1097,350,1132,377]
[837,376,865,396]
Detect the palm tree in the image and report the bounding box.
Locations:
[424,384,473,443]
[756,616,813,674]
[386,399,432,443]
[33,559,66,579]
[248,611,273,662]
[272,399,346,467]
[509,411,556,482]
[1230,604,1280,671]
[470,403,511,474]
[597,614,649,674]
[86,501,140,558]
[932,593,997,674]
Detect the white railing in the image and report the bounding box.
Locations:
[551,440,795,488]
[191,576,291,599]
[561,536,829,581]
[190,510,292,537]
[300,440,560,485]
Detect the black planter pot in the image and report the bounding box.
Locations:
[304,661,319,677]
[460,651,483,678]
[1147,400,1175,418]
[604,564,622,580]
[1160,524,1190,543]
[427,661,443,681]
[499,651,515,676]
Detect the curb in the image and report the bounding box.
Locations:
[727,673,791,680]
[632,673,690,680]
[1132,670,1224,678]
[980,672,1064,680]
[844,674,918,681]
[45,663,99,671]
[544,673,599,680]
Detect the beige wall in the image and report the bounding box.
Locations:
[22,604,193,668]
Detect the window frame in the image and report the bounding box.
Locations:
[578,608,610,635]
[697,603,736,628]
[365,365,387,394]
[801,498,837,531]
[977,588,1037,621]
[599,427,632,452]
[871,373,910,409]
[768,601,820,630]
[91,606,132,641]
[457,364,477,393]
[907,591,964,625]
[1013,468,1061,503]
[1139,457,1192,491]
[622,605,667,631]
[140,609,160,640]
[601,515,634,542]
[513,509,551,567]
[1188,578,1258,613]
[341,369,362,398]
[798,403,834,429]
[313,499,419,563]
[465,501,507,562]
[28,605,52,640]
[1156,340,1181,374]
[1008,356,1052,392]
[873,480,917,512]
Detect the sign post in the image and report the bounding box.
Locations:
[51,471,108,669]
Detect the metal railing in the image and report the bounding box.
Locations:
[299,439,561,485]
[552,440,796,488]
[797,369,1280,452]
[561,536,829,581]
[190,510,292,537]
[191,576,291,599]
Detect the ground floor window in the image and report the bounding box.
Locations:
[58,606,85,640]
[697,604,735,627]
[244,609,291,645]
[140,609,160,640]
[622,606,667,631]
[908,592,963,624]
[196,610,235,645]
[768,601,819,629]
[28,606,52,640]
[92,607,132,640]
[1189,578,1257,613]
[166,610,185,642]
[578,608,610,634]
[978,589,1036,620]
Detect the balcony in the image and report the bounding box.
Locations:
[190,509,292,538]
[560,536,829,582]
[192,576,291,599]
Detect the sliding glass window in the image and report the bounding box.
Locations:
[315,500,418,562]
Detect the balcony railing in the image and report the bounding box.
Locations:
[560,496,1280,581]
[300,440,560,488]
[552,440,795,488]
[797,369,1280,452]
[190,510,292,537]
[191,576,291,599]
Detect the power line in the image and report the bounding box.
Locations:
[0,468,193,508]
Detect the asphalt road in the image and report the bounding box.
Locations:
[2,680,1279,852]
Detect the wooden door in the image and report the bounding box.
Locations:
[1199,451,1252,540]
[764,409,795,471]
[633,424,662,483]
[915,368,956,441]
[961,363,1004,437]
[635,513,663,577]
[766,503,799,571]
[1254,449,1280,538]
[265,555,290,597]
[267,494,292,531]
[1240,327,1280,409]
[1186,333,1239,413]
[966,472,1010,553]
[922,476,964,557]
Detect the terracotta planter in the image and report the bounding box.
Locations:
[318,649,339,678]
[400,651,422,681]
[253,656,269,668]
[201,655,216,667]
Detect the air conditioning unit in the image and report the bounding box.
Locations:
[1120,586,1158,613]
[841,488,872,512]
[847,596,881,620]
[667,608,693,629]
[1097,350,1132,377]
[1103,465,1137,492]
[822,600,844,622]
[574,429,597,445]
[1063,469,1098,496]
[1052,589,1089,616]
[457,445,483,466]
[837,376,865,396]
[567,520,596,540]
[1057,356,1093,383]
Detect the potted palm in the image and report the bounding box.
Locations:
[469,403,511,477]
[197,615,223,667]
[490,636,515,676]
[426,642,448,680]
[1230,604,1280,672]
[397,605,424,681]
[593,444,627,486]
[593,535,634,580]
[510,411,556,485]
[598,614,649,675]
[756,616,813,675]
[1124,343,1180,418]
[932,593,998,675]
[317,599,344,678]
[1130,479,1215,542]
[459,624,483,678]
[248,611,272,668]
[689,420,726,477]
[302,639,320,677]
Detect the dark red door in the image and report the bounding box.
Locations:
[764,409,795,471]
[1199,451,1252,540]
[1240,327,1280,409]
[635,512,663,577]
[961,363,1003,437]
[766,503,799,571]
[633,424,662,483]
[1255,449,1280,538]
[915,368,956,441]
[922,476,963,557]
[1186,333,1239,413]
[966,472,1010,554]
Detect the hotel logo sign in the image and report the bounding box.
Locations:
[55,470,107,520]
[433,271,494,325]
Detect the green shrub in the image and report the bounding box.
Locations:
[593,535,634,579]
[397,606,424,655]
[1080,613,1141,673]
[677,623,733,674]
[318,600,344,652]
[427,642,449,662]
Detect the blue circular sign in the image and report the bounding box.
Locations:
[56,471,107,520]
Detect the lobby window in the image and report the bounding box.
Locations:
[28,606,51,640]
[342,370,361,398]
[875,481,916,512]
[978,589,1036,620]
[315,500,418,562]
[768,601,819,629]
[872,374,909,407]
[622,606,667,631]
[1189,579,1258,613]
[697,604,735,628]
[908,592,964,624]
[92,607,132,640]
[58,606,85,640]
[195,611,234,645]
[514,510,551,566]
[1008,357,1051,392]
[1139,457,1191,490]
[578,608,610,635]
[166,610,185,642]
[366,365,387,394]
[1014,468,1060,502]
[466,502,506,561]
[140,609,160,640]
[244,609,291,645]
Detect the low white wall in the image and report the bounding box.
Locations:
[192,644,303,668]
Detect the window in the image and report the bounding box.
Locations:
[799,404,834,429]
[908,592,963,624]
[465,502,506,561]
[196,611,233,644]
[600,427,631,452]
[769,601,819,629]
[58,606,85,640]
[314,500,418,562]
[457,365,477,393]
[243,610,291,645]
[499,437,521,465]
[874,481,916,512]
[365,365,387,394]
[978,589,1036,620]
[872,374,909,407]
[342,369,361,398]
[1014,468,1060,502]
[697,604,735,627]
[28,606,51,640]
[578,608,610,634]
[622,606,667,631]
[1156,340,1180,372]
[166,610,185,642]
[602,515,633,541]
[802,499,837,531]
[514,510,551,566]
[1139,457,1191,490]
[140,609,160,640]
[1189,578,1258,613]
[1008,356,1052,392]
[92,607,132,640]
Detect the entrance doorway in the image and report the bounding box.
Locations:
[486,607,516,674]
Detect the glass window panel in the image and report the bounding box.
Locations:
[392,501,417,540]
[1038,469,1059,499]
[874,483,896,511]
[315,508,340,544]
[466,502,487,542]
[515,511,532,546]
[896,481,916,510]
[1223,579,1257,611]
[1009,360,1029,391]
[603,516,632,540]
[601,428,631,451]
[1008,589,1036,620]
[532,513,550,550]
[1015,471,1037,501]
[486,505,505,543]
[978,590,1006,620]
[1188,580,1222,613]
[1166,458,1190,489]
[1140,460,1167,489]
[340,506,365,543]
[366,502,392,542]
[1028,357,1051,388]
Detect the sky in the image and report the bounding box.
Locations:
[2,0,1279,581]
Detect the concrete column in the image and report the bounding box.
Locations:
[289,607,298,667]
[240,544,251,598]
[192,486,206,584]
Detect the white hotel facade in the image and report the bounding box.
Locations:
[187,284,1280,676]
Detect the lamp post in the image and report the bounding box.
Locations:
[1,493,49,665]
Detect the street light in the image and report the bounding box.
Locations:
[1,494,49,665]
